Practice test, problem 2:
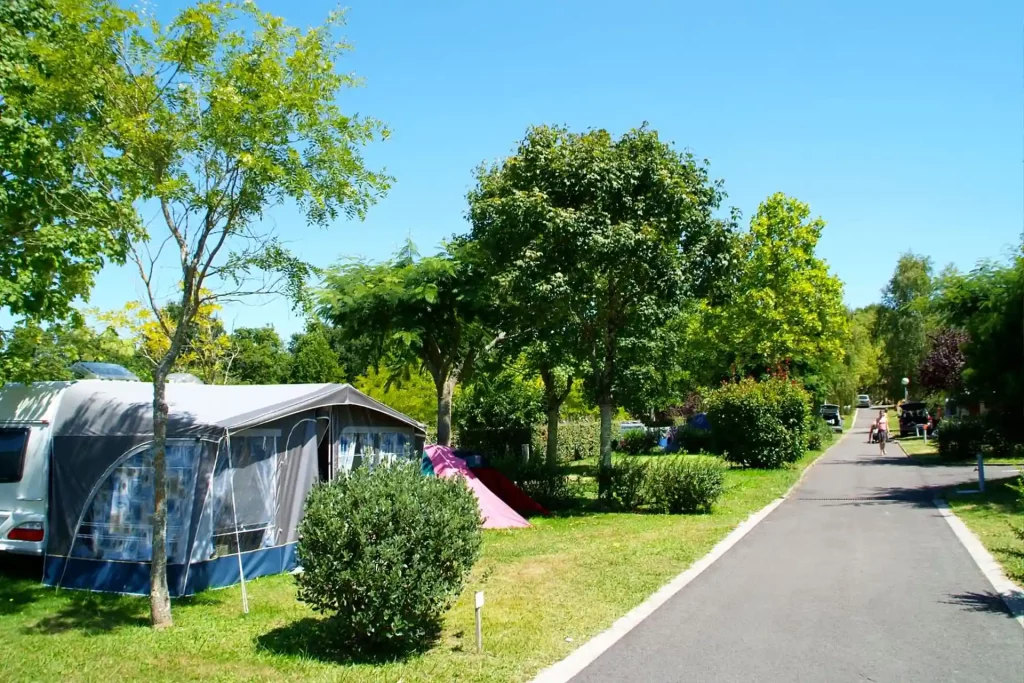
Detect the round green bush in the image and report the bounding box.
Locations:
[619,428,660,455]
[704,378,809,468]
[646,455,725,513]
[806,416,835,451]
[296,462,482,654]
[601,456,650,511]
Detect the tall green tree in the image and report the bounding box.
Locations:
[319,242,494,446]
[92,1,389,627]
[877,253,934,400]
[0,0,139,324]
[467,125,734,479]
[710,193,849,378]
[288,326,345,384]
[227,327,289,384]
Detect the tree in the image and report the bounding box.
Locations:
[319,242,492,446]
[711,193,849,378]
[95,2,389,627]
[917,327,968,395]
[877,253,934,399]
[288,326,344,384]
[355,365,437,434]
[935,254,1023,433]
[467,125,733,481]
[228,327,289,384]
[0,0,139,323]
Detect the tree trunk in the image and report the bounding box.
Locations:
[545,407,560,467]
[598,402,614,495]
[434,374,456,446]
[150,369,173,629]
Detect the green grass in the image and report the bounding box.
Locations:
[946,477,1024,586]
[0,447,832,683]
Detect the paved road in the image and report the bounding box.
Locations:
[572,411,1024,683]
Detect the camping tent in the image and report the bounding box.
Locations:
[423,445,530,529]
[43,380,425,596]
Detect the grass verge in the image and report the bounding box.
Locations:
[0,446,833,683]
[946,477,1024,586]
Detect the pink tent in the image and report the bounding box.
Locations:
[425,445,530,529]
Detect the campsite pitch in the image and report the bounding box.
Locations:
[0,448,829,682]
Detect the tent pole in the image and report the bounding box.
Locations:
[225,429,249,614]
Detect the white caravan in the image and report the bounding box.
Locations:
[0,382,71,555]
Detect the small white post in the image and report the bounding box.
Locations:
[474,591,485,653]
[977,452,985,493]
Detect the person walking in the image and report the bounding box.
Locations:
[875,409,889,455]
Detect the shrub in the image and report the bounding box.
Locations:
[937,417,986,461]
[806,416,835,451]
[646,456,725,514]
[296,462,482,654]
[459,419,601,465]
[619,428,660,455]
[674,424,714,454]
[704,378,809,468]
[493,457,576,509]
[601,456,650,511]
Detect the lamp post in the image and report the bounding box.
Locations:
[901,377,910,403]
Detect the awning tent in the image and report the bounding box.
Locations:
[43,380,426,596]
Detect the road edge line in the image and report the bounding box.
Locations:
[933,498,1024,630]
[529,409,858,683]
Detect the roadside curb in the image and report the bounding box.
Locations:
[933,498,1024,631]
[529,409,857,683]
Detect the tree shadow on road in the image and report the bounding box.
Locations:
[942,591,1020,619]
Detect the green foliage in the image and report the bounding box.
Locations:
[0,0,140,323]
[467,124,735,475]
[706,194,849,378]
[319,241,492,445]
[601,457,650,511]
[806,416,835,451]
[618,429,660,455]
[704,378,810,468]
[355,366,437,435]
[288,327,344,384]
[937,418,986,461]
[934,255,1023,441]
[674,425,714,454]
[227,327,289,385]
[454,361,544,431]
[504,460,577,510]
[458,419,601,465]
[877,253,935,399]
[646,456,726,514]
[296,462,482,654]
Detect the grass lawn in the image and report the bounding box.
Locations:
[946,477,1024,586]
[0,443,835,683]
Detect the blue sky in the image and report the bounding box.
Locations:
[84,0,1023,338]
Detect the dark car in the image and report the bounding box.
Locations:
[819,404,842,429]
[898,401,935,437]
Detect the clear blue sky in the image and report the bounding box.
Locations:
[85,0,1023,338]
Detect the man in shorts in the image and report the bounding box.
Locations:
[875,409,889,455]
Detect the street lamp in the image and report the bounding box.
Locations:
[901,377,910,403]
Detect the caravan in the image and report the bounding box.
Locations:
[0,380,426,595]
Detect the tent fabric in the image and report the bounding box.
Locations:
[469,467,550,517]
[424,445,530,529]
[38,380,426,596]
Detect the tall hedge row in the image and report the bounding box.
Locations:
[458,419,602,463]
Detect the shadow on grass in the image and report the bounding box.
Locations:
[256,617,432,665]
[0,554,47,615]
[24,592,148,635]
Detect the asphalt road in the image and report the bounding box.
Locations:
[572,411,1024,683]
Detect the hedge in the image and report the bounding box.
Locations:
[458,418,601,464]
[704,377,810,468]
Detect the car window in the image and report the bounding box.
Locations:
[0,428,29,483]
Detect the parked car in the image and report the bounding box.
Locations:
[69,361,139,381]
[857,394,871,408]
[898,401,935,437]
[819,404,842,429]
[618,420,646,434]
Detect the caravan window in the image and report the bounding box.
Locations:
[336,428,414,476]
[211,433,278,555]
[0,428,29,483]
[73,442,199,563]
